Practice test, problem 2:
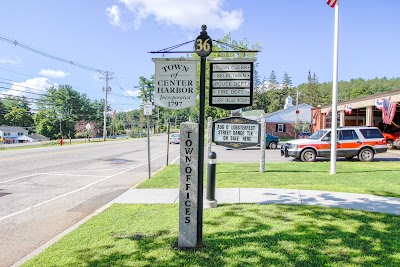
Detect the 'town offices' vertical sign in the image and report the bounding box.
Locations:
[178,122,199,248]
[153,58,198,110]
[209,58,256,110]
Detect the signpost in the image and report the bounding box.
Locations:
[144,101,152,178]
[209,58,256,110]
[150,24,258,249]
[212,117,260,149]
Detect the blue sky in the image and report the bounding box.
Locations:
[1,0,400,112]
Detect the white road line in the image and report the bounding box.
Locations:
[0,147,179,222]
[38,173,109,178]
[170,155,180,164]
[0,173,38,184]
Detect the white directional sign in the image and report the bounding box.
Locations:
[143,102,152,116]
[209,58,256,110]
[153,58,198,110]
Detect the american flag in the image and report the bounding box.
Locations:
[327,0,337,8]
[375,97,391,110]
[326,107,332,117]
[344,104,352,114]
[382,98,396,125]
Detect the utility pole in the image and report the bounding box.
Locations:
[100,71,113,141]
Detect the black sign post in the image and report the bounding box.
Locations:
[194,25,212,247]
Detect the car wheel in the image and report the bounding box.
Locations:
[301,149,316,162]
[269,142,277,149]
[358,148,374,162]
[386,140,394,149]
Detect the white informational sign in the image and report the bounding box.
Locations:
[85,123,91,130]
[214,123,259,143]
[152,58,198,110]
[143,102,152,116]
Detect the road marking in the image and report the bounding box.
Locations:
[0,173,38,184]
[0,147,179,222]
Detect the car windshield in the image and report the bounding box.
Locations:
[308,130,328,140]
[171,134,179,138]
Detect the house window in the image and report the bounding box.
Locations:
[276,124,286,133]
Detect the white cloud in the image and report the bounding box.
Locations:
[39,69,69,79]
[1,77,55,99]
[0,57,21,65]
[124,89,140,97]
[106,5,127,30]
[108,0,243,32]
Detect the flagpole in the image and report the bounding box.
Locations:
[330,0,339,174]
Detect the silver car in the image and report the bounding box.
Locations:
[169,133,180,144]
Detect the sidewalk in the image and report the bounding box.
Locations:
[112,188,400,216]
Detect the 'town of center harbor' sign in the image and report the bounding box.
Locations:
[209,58,256,110]
[153,58,198,110]
[212,117,260,149]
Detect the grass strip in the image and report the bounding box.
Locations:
[138,162,400,198]
[23,204,400,267]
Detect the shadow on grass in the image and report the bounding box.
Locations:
[49,204,400,267]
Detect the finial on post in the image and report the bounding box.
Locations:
[201,25,207,34]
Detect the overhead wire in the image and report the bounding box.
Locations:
[0,35,106,74]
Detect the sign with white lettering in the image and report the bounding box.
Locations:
[212,117,260,149]
[153,58,198,110]
[209,58,256,110]
[178,122,199,248]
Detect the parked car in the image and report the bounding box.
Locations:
[281,126,387,162]
[255,132,279,149]
[382,132,400,149]
[265,132,280,149]
[169,133,180,144]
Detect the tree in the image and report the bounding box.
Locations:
[4,106,33,127]
[34,85,103,139]
[2,96,33,127]
[137,76,155,103]
[302,71,321,107]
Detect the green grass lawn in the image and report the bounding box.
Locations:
[139,162,400,198]
[23,204,400,267]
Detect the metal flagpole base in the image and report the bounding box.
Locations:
[204,199,218,209]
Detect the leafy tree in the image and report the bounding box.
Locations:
[301,71,320,107]
[265,71,284,112]
[4,106,33,127]
[0,100,6,125]
[137,76,155,103]
[1,96,33,127]
[34,85,104,139]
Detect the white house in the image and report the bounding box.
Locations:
[0,126,49,143]
[261,96,313,138]
[0,126,29,143]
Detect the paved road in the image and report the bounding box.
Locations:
[0,135,179,267]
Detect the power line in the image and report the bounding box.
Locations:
[0,35,106,74]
